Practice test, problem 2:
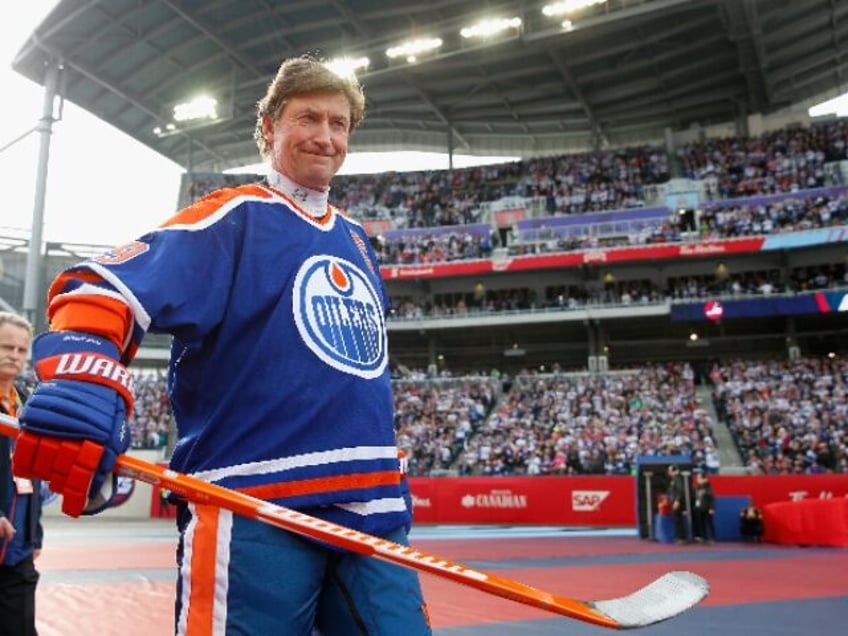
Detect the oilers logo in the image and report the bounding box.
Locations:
[293,255,387,378]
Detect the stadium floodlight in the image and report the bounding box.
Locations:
[153,89,233,138]
[152,122,177,137]
[460,17,522,39]
[172,95,219,123]
[542,0,607,17]
[386,37,443,63]
[326,56,371,78]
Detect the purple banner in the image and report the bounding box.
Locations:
[382,223,491,240]
[701,186,848,210]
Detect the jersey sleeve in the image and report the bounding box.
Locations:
[46,185,269,362]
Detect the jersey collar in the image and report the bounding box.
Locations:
[266,168,329,219]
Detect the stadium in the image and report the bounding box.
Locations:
[1,1,847,635]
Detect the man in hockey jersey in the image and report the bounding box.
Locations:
[12,55,432,635]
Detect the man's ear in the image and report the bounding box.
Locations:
[261,114,274,143]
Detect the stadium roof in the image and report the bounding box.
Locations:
[11,0,848,172]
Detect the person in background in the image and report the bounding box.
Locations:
[740,505,765,543]
[10,54,430,636]
[666,464,688,544]
[691,472,716,544]
[0,312,43,636]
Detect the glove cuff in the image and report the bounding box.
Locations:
[32,331,121,371]
[33,331,133,413]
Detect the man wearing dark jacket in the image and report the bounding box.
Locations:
[666,464,688,543]
[0,311,42,636]
[692,472,716,543]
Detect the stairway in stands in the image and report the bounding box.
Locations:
[695,385,746,473]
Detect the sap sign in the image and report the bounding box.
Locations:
[572,490,610,512]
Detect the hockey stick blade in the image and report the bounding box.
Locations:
[0,417,708,629]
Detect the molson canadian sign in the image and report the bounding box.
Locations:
[461,489,529,510]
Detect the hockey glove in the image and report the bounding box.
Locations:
[13,331,133,517]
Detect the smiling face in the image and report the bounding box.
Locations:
[263,91,352,191]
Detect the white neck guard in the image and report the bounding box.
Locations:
[266,168,329,218]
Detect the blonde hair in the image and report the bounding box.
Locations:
[254,54,366,158]
[0,311,33,336]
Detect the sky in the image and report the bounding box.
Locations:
[0,3,517,247]
[0,3,183,246]
[2,3,847,247]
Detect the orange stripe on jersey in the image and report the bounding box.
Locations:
[48,295,133,351]
[185,504,221,635]
[236,470,401,501]
[47,270,104,301]
[331,204,352,220]
[261,184,335,227]
[161,184,273,229]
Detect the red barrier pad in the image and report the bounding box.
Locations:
[763,498,848,547]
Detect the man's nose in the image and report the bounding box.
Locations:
[313,120,333,145]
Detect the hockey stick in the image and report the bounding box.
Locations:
[0,416,708,629]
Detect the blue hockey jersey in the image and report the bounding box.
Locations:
[47,182,410,536]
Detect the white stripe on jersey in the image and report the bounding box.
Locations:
[334,497,410,516]
[153,193,270,233]
[191,445,399,483]
[85,262,153,332]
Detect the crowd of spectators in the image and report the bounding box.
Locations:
[180,145,672,237]
[392,377,497,476]
[665,262,847,301]
[455,363,719,477]
[331,145,669,229]
[15,355,848,478]
[128,371,173,450]
[511,146,669,215]
[710,357,848,474]
[678,120,848,198]
[696,191,848,239]
[333,166,501,228]
[373,225,494,266]
[374,189,848,265]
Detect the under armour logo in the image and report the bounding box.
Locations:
[292,187,309,202]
